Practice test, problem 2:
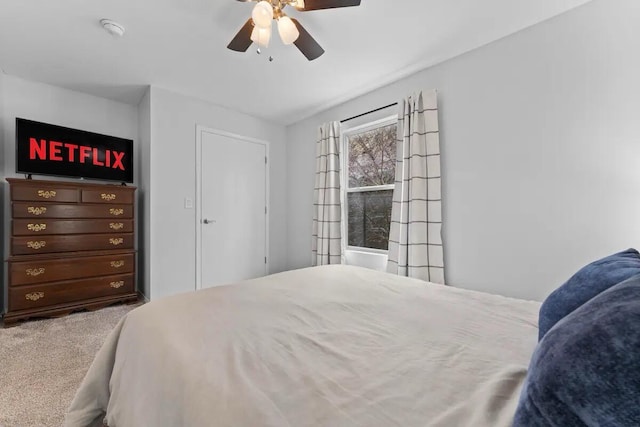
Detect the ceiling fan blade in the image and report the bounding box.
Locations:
[292,19,325,61]
[296,0,361,11]
[227,19,254,52]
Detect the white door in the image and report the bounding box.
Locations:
[198,129,267,288]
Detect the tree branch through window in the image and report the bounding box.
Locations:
[346,122,397,250]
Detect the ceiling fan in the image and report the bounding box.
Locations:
[227,0,362,61]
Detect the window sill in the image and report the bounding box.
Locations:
[346,247,388,256]
[344,249,388,272]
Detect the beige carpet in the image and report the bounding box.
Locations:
[0,304,138,427]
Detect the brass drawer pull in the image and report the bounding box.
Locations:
[109,222,124,230]
[111,260,125,268]
[102,193,117,201]
[109,208,124,216]
[27,223,47,232]
[37,190,57,199]
[109,238,124,246]
[26,268,46,277]
[27,207,47,216]
[25,292,45,301]
[27,241,47,250]
[110,281,125,289]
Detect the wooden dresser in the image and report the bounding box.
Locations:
[4,178,138,326]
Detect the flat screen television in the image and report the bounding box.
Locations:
[16,118,134,183]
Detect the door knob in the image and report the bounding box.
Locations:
[203,218,216,224]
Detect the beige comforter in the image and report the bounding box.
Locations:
[65,265,539,427]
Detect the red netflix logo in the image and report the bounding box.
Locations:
[29,138,126,170]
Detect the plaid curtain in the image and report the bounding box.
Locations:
[386,90,445,283]
[312,122,343,266]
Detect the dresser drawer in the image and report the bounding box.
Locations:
[12,219,134,236]
[11,233,134,255]
[9,273,135,311]
[9,253,135,286]
[11,185,78,203]
[13,202,133,219]
[81,188,134,204]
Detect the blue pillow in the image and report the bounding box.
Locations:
[513,274,640,426]
[538,248,640,340]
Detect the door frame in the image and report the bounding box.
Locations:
[195,125,270,290]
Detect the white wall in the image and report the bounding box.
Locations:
[0,77,288,305]
[0,73,5,310]
[287,0,640,301]
[1,75,140,312]
[147,87,287,300]
[137,88,151,300]
[1,76,139,176]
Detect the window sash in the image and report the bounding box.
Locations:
[346,189,394,252]
[342,115,397,252]
[344,118,397,191]
[347,184,395,193]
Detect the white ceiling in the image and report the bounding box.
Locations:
[0,0,592,125]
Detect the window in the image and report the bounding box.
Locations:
[343,116,397,251]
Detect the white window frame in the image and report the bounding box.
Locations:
[341,115,398,254]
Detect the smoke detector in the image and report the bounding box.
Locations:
[100,19,125,37]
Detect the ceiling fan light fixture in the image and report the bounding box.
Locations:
[252,1,274,28]
[251,25,272,47]
[228,0,360,60]
[277,16,299,45]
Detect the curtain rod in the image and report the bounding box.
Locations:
[340,102,398,124]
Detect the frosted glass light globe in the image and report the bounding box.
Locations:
[251,25,271,47]
[252,1,274,29]
[277,16,299,45]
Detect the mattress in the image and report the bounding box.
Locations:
[65,265,540,427]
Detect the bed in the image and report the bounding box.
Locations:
[64,264,540,427]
